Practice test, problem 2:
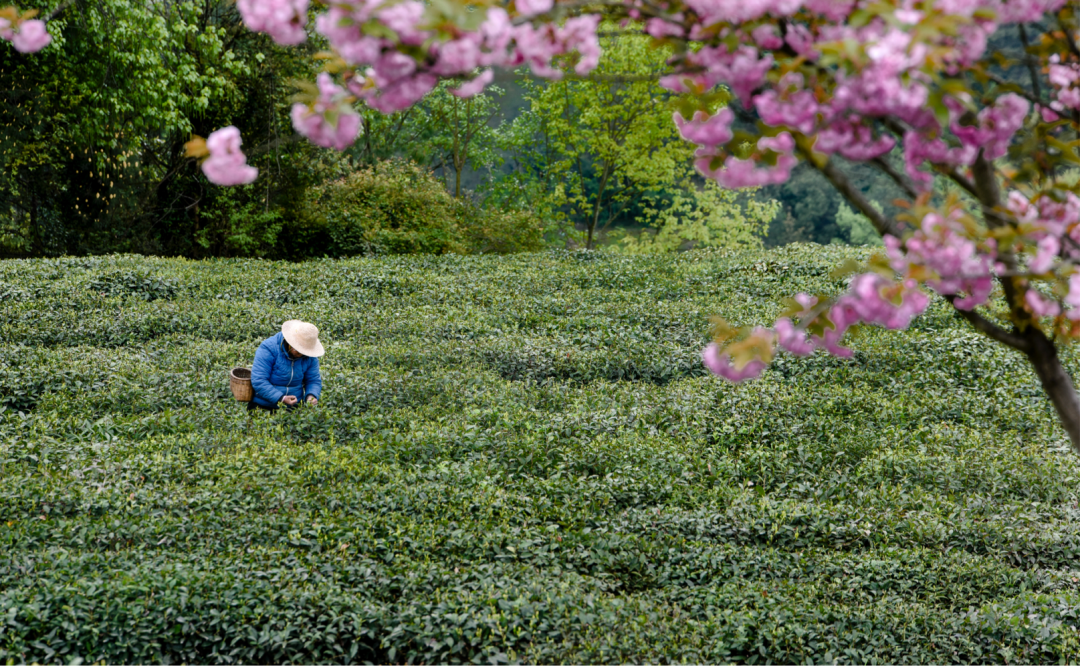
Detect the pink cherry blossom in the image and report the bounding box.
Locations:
[201,126,258,186]
[774,318,815,356]
[646,17,686,39]
[364,73,437,113]
[1030,236,1060,274]
[452,69,495,98]
[751,24,784,49]
[961,93,1029,160]
[697,133,797,189]
[237,0,308,46]
[1049,55,1080,111]
[673,108,734,147]
[815,119,895,161]
[516,0,553,17]
[684,0,802,26]
[809,303,855,358]
[702,340,770,382]
[9,18,49,53]
[842,274,930,330]
[291,72,363,150]
[1065,273,1080,320]
[1026,289,1062,318]
[885,213,995,310]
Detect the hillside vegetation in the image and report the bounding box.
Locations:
[2,247,1080,663]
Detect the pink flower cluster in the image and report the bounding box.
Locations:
[674,105,796,188]
[885,211,996,310]
[901,94,1027,184]
[701,329,773,382]
[0,15,49,53]
[1006,190,1080,320]
[291,73,363,150]
[1008,191,1080,274]
[1048,55,1080,112]
[661,45,773,104]
[695,131,798,189]
[239,0,601,113]
[703,181,1080,384]
[201,127,258,186]
[779,276,929,360]
[236,0,308,46]
[683,0,802,26]
[661,1,1049,192]
[703,273,930,383]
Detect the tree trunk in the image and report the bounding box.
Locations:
[965,151,1080,451]
[1025,329,1080,454]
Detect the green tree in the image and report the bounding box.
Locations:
[348,106,436,169]
[0,0,245,254]
[346,82,507,200]
[425,82,505,199]
[0,0,323,257]
[517,29,695,249]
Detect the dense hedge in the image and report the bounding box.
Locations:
[2,246,1080,663]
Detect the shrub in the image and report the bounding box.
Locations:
[458,206,545,254]
[193,192,288,258]
[298,159,545,257]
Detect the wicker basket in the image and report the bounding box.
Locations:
[229,367,253,402]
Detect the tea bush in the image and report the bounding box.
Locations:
[2,246,1080,664]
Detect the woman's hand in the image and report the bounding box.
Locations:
[281,395,299,406]
[307,396,318,406]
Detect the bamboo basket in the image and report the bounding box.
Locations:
[229,367,253,402]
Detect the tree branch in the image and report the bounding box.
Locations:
[1018,24,1044,104]
[807,155,906,238]
[982,71,1044,108]
[870,155,919,199]
[944,296,1031,351]
[941,166,979,198]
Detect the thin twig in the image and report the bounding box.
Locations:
[870,155,919,199]
[944,296,1030,351]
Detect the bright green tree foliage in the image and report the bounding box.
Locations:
[618,183,780,253]
[519,29,694,249]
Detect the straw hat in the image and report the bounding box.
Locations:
[281,320,325,357]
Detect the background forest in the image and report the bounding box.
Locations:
[0,0,897,259]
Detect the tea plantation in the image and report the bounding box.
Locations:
[3,246,1080,664]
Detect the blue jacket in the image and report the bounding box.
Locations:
[250,332,322,407]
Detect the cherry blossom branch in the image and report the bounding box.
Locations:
[1057,15,1080,60]
[941,167,979,198]
[808,155,906,239]
[983,71,1044,108]
[943,295,1030,351]
[1017,24,1044,104]
[870,155,919,200]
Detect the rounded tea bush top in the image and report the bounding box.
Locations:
[1,247,1080,664]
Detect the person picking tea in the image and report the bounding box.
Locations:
[249,320,324,412]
